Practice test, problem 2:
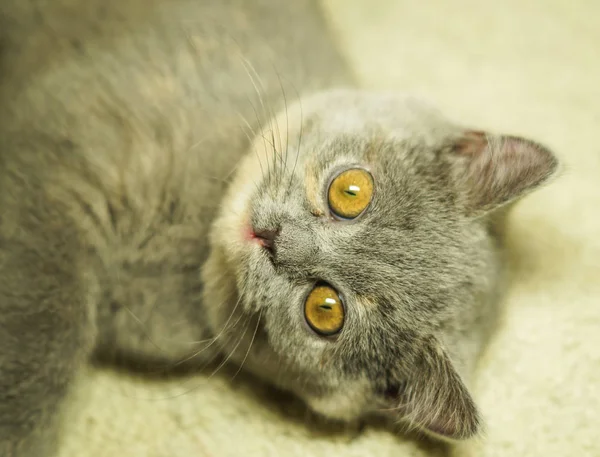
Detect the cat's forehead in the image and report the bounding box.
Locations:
[295,91,456,175]
[301,90,453,141]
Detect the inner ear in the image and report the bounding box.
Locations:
[399,337,482,440]
[449,130,559,215]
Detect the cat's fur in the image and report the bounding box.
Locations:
[0,0,558,455]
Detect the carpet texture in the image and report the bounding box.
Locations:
[58,1,600,456]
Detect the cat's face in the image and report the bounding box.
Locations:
[203,90,558,440]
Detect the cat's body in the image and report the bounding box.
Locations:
[0,1,558,456]
[0,1,353,454]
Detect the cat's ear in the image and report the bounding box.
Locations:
[400,337,481,440]
[447,130,559,215]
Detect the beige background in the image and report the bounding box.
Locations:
[59,1,600,456]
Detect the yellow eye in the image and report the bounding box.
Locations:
[327,168,374,219]
[304,284,345,336]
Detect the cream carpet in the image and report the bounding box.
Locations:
[58,1,600,456]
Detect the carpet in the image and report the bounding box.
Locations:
[58,1,600,456]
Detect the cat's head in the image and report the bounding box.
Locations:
[203,90,558,440]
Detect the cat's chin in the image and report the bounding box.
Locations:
[302,379,375,422]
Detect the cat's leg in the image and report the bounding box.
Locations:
[0,200,98,456]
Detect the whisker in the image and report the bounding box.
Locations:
[139,306,251,401]
[169,290,245,367]
[274,67,290,189]
[230,308,263,381]
[183,31,269,190]
[186,136,209,154]
[107,271,244,377]
[208,309,254,379]
[120,304,167,353]
[288,87,304,196]
[236,56,274,184]
[261,67,285,187]
[246,92,273,184]
[236,112,265,187]
[239,55,285,186]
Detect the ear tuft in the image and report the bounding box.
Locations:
[450,131,559,215]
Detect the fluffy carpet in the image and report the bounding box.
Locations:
[58,0,600,456]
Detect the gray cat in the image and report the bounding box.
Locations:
[0,0,559,455]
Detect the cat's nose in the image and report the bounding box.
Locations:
[253,227,280,256]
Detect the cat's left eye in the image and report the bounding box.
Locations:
[327,168,374,219]
[304,284,345,336]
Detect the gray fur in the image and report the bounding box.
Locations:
[0,0,558,455]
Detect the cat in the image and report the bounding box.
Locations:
[0,0,559,455]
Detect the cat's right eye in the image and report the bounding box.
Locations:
[304,284,345,336]
[327,168,374,219]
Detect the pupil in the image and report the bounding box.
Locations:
[320,304,332,310]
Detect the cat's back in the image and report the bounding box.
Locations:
[0,0,354,256]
